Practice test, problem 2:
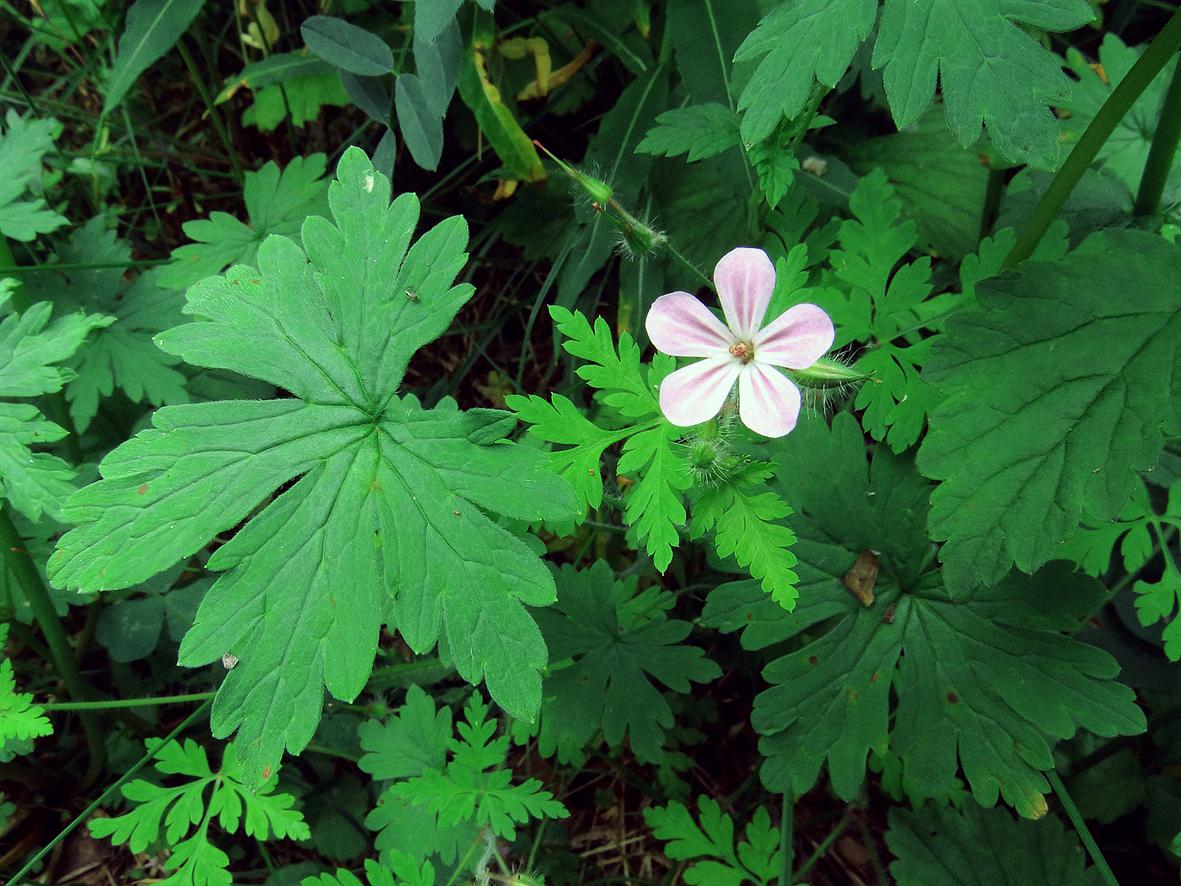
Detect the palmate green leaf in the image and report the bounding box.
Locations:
[49,149,580,785]
[0,110,68,242]
[644,797,780,886]
[0,302,111,521]
[24,217,188,431]
[1061,35,1181,207]
[918,231,1181,594]
[636,103,741,162]
[160,155,330,290]
[91,738,308,886]
[711,414,1144,818]
[872,0,1094,168]
[0,624,53,745]
[734,0,878,144]
[242,71,351,132]
[886,803,1103,885]
[529,562,719,763]
[104,0,206,112]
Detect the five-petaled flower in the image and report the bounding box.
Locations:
[645,247,834,438]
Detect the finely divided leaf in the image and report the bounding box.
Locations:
[919,231,1181,593]
[637,104,741,162]
[0,625,52,744]
[49,148,579,785]
[645,797,781,886]
[0,110,68,242]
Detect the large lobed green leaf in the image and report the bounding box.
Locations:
[919,231,1181,593]
[48,148,579,785]
[706,414,1145,818]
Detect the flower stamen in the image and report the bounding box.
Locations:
[729,341,754,363]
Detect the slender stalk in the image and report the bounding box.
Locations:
[1134,53,1181,215]
[1048,769,1120,886]
[793,806,856,882]
[979,165,1007,240]
[175,40,244,181]
[0,507,106,786]
[6,699,212,886]
[1006,7,1181,266]
[778,792,794,886]
[1,259,167,273]
[40,691,216,711]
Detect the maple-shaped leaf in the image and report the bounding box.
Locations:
[918,231,1181,593]
[0,624,52,745]
[709,413,1144,818]
[48,148,580,785]
[734,0,878,144]
[159,155,330,291]
[528,562,720,763]
[0,302,111,521]
[636,103,741,163]
[0,110,68,241]
[872,0,1094,168]
[90,738,308,886]
[1061,35,1181,208]
[644,796,781,886]
[24,216,188,431]
[886,802,1105,885]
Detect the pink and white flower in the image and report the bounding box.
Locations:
[645,247,834,438]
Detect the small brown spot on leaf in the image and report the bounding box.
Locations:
[261,765,272,780]
[848,690,860,702]
[808,655,819,666]
[947,692,958,704]
[137,484,149,495]
[882,604,896,625]
[870,672,879,683]
[745,612,754,621]
[452,510,461,516]
[843,550,879,606]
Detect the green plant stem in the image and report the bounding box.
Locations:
[793,806,855,882]
[6,698,212,886]
[778,792,794,886]
[0,506,106,786]
[175,40,244,182]
[1048,769,1119,886]
[40,691,217,711]
[1134,52,1181,215]
[1005,7,1181,266]
[1,258,168,273]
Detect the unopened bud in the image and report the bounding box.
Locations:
[533,140,613,204]
[790,357,869,389]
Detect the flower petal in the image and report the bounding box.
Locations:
[753,303,834,369]
[646,292,735,357]
[738,363,802,438]
[715,247,776,339]
[658,356,741,427]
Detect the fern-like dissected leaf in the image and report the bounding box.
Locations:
[527,562,719,763]
[359,689,567,869]
[160,155,330,290]
[24,217,188,431]
[636,103,741,163]
[90,738,308,886]
[303,857,435,886]
[0,625,52,745]
[49,149,579,785]
[706,414,1144,818]
[644,796,781,886]
[0,110,68,241]
[0,303,111,521]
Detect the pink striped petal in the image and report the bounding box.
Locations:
[753,303,834,369]
[715,247,776,339]
[658,356,741,427]
[738,363,802,438]
[646,292,735,357]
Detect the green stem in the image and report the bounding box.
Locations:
[175,40,244,182]
[1048,769,1120,886]
[40,691,216,711]
[1,259,168,273]
[1134,52,1181,215]
[6,698,213,886]
[793,806,855,882]
[1006,7,1181,267]
[979,165,1007,240]
[0,507,106,786]
[778,792,794,886]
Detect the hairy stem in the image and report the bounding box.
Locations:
[778,791,794,886]
[1006,7,1181,266]
[0,506,106,787]
[40,691,217,711]
[1134,51,1181,216]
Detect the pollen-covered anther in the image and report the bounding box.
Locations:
[728,341,753,362]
